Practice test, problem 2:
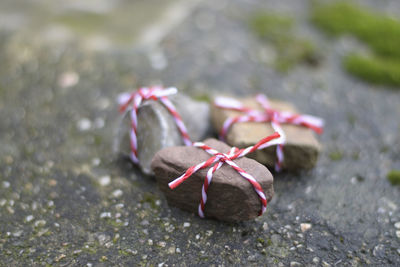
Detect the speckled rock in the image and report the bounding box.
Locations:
[211,96,321,171]
[117,93,211,175]
[151,138,274,222]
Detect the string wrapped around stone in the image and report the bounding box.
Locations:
[168,132,281,218]
[118,86,192,164]
[215,94,324,171]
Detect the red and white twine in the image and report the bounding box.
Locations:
[215,94,324,171]
[118,86,192,164]
[168,132,282,218]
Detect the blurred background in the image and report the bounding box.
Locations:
[0,0,185,51]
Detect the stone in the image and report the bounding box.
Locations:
[151,138,274,222]
[300,223,312,232]
[116,93,212,175]
[211,96,321,171]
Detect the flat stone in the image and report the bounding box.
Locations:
[211,96,321,170]
[151,138,274,222]
[117,93,211,175]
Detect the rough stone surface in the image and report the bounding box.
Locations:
[117,93,211,175]
[151,138,274,222]
[211,96,321,170]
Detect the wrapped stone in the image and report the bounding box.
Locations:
[211,96,321,171]
[116,93,211,175]
[151,138,274,222]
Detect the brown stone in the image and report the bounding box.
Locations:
[211,96,321,171]
[151,138,274,222]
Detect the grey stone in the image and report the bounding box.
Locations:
[116,93,211,175]
[151,138,274,222]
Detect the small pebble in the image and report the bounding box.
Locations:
[148,239,153,246]
[100,212,111,219]
[176,247,181,253]
[300,223,312,232]
[92,158,101,166]
[2,181,10,188]
[55,254,66,262]
[25,215,34,223]
[37,228,49,237]
[262,222,269,231]
[77,118,91,131]
[115,203,124,209]
[394,222,400,229]
[34,220,46,228]
[183,222,191,228]
[396,230,400,239]
[128,249,138,255]
[111,189,123,198]
[168,246,175,254]
[205,230,213,236]
[58,71,79,88]
[99,176,111,186]
[13,230,23,237]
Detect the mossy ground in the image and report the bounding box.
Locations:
[345,54,400,87]
[312,1,400,87]
[249,12,319,72]
[387,170,400,185]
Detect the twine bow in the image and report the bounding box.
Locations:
[215,94,324,171]
[168,133,281,218]
[118,86,192,163]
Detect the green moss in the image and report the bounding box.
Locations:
[312,2,400,59]
[387,170,400,185]
[312,1,400,87]
[193,94,211,103]
[344,53,400,87]
[140,192,159,210]
[274,39,318,72]
[250,13,293,42]
[55,12,108,35]
[329,150,343,161]
[249,12,319,72]
[107,219,124,228]
[257,237,265,245]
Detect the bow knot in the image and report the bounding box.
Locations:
[215,94,324,171]
[117,86,192,163]
[168,133,281,218]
